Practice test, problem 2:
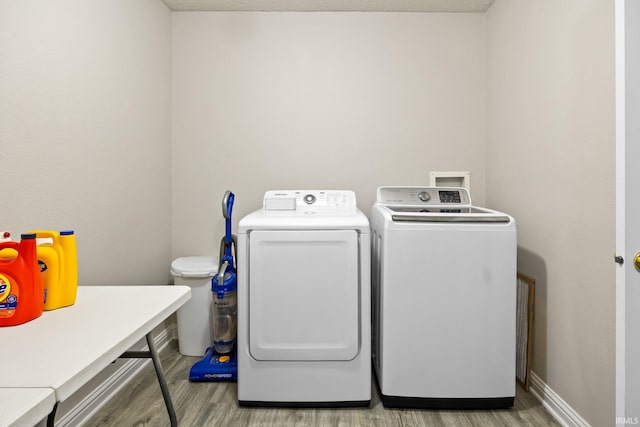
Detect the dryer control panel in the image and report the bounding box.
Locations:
[377,186,471,206]
[264,190,357,210]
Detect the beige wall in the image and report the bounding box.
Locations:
[0,0,172,285]
[171,12,486,258]
[485,1,615,425]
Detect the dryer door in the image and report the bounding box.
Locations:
[248,229,360,361]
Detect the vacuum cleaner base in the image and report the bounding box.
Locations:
[189,347,237,382]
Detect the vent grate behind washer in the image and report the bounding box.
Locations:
[516,273,535,391]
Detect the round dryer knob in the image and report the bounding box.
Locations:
[418,191,431,202]
[304,194,316,204]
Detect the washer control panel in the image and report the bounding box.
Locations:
[264,190,357,210]
[377,186,471,206]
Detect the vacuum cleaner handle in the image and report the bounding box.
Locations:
[222,190,234,220]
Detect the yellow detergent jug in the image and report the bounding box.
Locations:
[31,230,67,310]
[58,230,78,307]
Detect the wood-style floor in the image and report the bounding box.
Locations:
[85,341,560,426]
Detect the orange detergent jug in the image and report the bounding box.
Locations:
[0,234,44,326]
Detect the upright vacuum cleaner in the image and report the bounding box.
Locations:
[189,190,238,381]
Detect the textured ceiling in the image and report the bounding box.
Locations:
[161,0,496,12]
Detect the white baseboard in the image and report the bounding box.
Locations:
[55,325,176,427]
[529,371,590,427]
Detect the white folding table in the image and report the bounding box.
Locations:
[0,285,191,426]
[0,388,56,427]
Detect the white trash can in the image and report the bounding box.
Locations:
[171,256,218,356]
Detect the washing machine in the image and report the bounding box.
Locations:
[370,186,517,409]
[237,190,371,407]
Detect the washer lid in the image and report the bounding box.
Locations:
[387,206,511,223]
[375,186,512,223]
[171,256,218,278]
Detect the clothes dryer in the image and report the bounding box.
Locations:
[370,186,516,409]
[238,190,370,407]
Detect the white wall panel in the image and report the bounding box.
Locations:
[171,12,486,258]
[486,1,615,425]
[0,0,172,285]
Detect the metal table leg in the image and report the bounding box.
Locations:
[121,333,178,427]
[46,402,58,427]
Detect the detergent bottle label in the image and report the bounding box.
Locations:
[38,260,49,303]
[0,273,18,318]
